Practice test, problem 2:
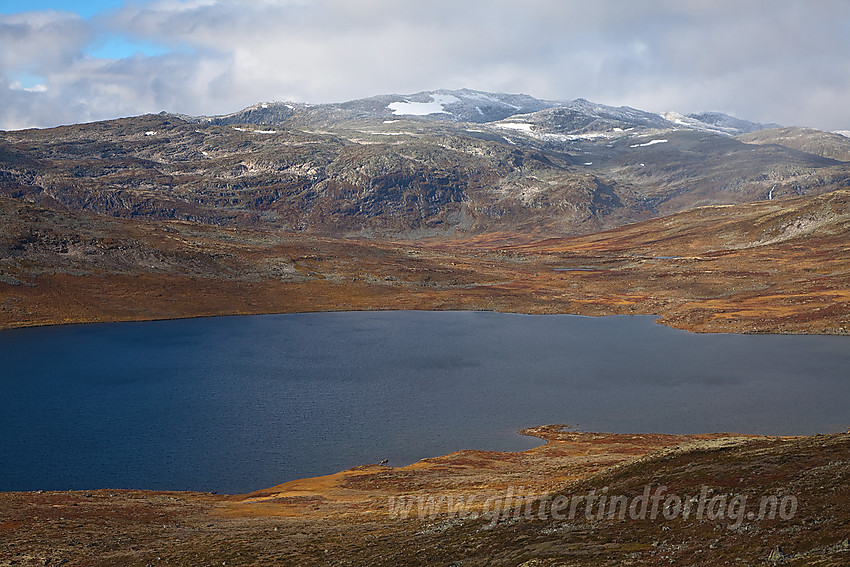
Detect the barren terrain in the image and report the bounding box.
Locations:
[2,94,850,565]
[2,189,849,334]
[2,428,849,566]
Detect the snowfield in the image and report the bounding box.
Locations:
[232,127,277,134]
[388,94,460,116]
[630,139,668,148]
[495,122,534,132]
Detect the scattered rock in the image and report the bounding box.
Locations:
[767,545,786,563]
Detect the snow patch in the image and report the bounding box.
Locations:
[495,122,533,132]
[662,111,687,125]
[388,94,460,116]
[630,139,668,148]
[462,91,521,109]
[834,130,850,138]
[145,131,157,136]
[232,127,277,134]
[583,162,593,166]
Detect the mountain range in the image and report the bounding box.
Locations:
[2,89,849,240]
[1,88,849,335]
[3,90,850,567]
[180,88,778,135]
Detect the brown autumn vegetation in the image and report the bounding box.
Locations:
[2,188,849,335]
[3,108,850,566]
[2,429,848,566]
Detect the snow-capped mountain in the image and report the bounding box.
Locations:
[181,89,780,138]
[663,111,779,135]
[182,89,560,127]
[377,89,558,123]
[4,89,847,244]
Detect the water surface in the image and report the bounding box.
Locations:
[1,311,848,493]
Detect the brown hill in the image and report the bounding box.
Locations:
[2,112,849,239]
[2,430,848,566]
[739,126,850,162]
[2,189,848,335]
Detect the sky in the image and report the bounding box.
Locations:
[1,0,850,131]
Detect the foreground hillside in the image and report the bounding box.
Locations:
[2,429,848,566]
[1,188,849,334]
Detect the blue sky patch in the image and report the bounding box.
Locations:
[9,71,47,90]
[85,35,172,59]
[0,0,130,19]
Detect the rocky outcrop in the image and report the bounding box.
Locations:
[3,103,849,239]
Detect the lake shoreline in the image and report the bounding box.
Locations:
[3,208,850,338]
[2,302,847,337]
[2,426,768,495]
[4,310,849,494]
[2,429,848,566]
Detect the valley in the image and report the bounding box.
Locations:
[2,90,850,567]
[1,188,849,334]
[2,90,849,334]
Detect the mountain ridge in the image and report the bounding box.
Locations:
[172,88,779,137]
[1,89,849,335]
[3,89,848,240]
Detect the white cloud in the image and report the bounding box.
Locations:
[2,0,850,130]
[0,10,91,72]
[10,82,48,93]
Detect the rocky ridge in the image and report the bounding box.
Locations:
[2,90,848,239]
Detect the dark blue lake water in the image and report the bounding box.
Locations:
[1,311,848,494]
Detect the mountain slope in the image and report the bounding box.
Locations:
[180,90,775,135]
[739,126,850,161]
[0,114,650,237]
[662,111,779,135]
[3,91,849,239]
[180,89,561,128]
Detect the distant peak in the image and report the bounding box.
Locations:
[674,111,780,135]
[172,90,783,134]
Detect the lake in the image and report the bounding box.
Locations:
[1,311,848,494]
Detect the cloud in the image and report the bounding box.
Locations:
[0,11,91,71]
[2,0,850,130]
